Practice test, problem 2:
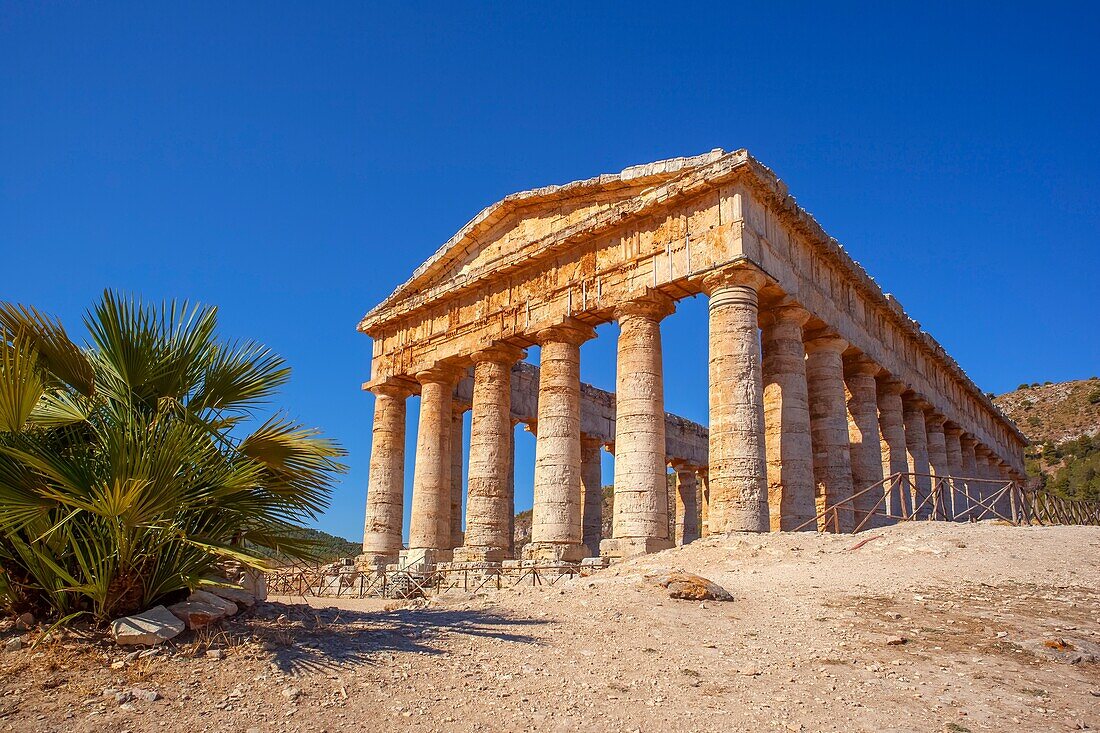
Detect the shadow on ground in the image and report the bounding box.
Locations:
[241,602,547,675]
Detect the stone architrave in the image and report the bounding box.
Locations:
[844,355,886,529]
[361,382,413,563]
[580,436,604,558]
[606,291,676,558]
[672,463,700,545]
[805,333,855,532]
[760,302,815,531]
[455,344,525,563]
[524,320,595,562]
[702,265,769,534]
[875,377,909,519]
[407,365,464,563]
[902,395,932,520]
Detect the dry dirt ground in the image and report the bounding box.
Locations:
[2,522,1099,733]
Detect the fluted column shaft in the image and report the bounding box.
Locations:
[805,334,855,532]
[699,470,711,537]
[610,293,675,556]
[761,303,815,531]
[673,465,700,545]
[876,377,909,519]
[925,413,949,519]
[944,426,964,519]
[361,384,412,562]
[704,267,769,533]
[408,366,462,556]
[960,436,978,517]
[525,320,595,562]
[580,436,604,558]
[845,357,885,529]
[450,407,465,548]
[457,346,524,563]
[902,396,932,519]
[974,448,994,515]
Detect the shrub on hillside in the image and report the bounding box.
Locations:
[0,293,346,621]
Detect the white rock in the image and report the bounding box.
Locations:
[205,585,256,607]
[110,605,185,646]
[188,590,239,616]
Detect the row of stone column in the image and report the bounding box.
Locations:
[363,262,1022,564]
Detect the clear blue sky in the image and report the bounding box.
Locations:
[3,3,1098,543]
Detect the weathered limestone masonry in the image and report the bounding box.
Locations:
[359,149,1026,565]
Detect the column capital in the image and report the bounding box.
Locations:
[415,363,466,385]
[471,343,526,365]
[803,333,848,354]
[534,318,596,347]
[974,444,994,459]
[367,378,415,399]
[960,434,978,449]
[580,434,605,450]
[700,262,767,295]
[759,300,811,329]
[876,375,907,397]
[943,423,964,438]
[843,353,880,378]
[902,393,932,411]
[925,412,947,429]
[613,290,676,321]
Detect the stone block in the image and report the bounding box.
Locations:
[167,601,226,629]
[188,590,238,617]
[110,605,186,646]
[600,537,674,560]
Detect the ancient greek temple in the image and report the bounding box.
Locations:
[358,149,1027,568]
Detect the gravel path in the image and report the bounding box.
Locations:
[2,521,1098,732]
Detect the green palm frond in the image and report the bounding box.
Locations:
[0,303,94,397]
[0,333,47,432]
[0,291,346,621]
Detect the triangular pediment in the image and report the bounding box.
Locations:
[359,149,738,331]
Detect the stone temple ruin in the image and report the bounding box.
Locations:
[357,149,1029,572]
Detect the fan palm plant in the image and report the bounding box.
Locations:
[0,292,346,621]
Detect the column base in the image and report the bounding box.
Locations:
[521,542,587,563]
[600,537,674,559]
[398,548,452,569]
[451,546,510,564]
[356,551,398,570]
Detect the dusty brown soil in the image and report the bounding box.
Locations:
[2,521,1099,733]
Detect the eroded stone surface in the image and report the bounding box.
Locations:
[110,605,185,646]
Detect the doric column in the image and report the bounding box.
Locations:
[925,412,949,519]
[943,424,964,520]
[844,355,885,529]
[902,395,932,519]
[407,365,464,561]
[580,436,604,558]
[361,382,413,564]
[607,292,675,557]
[449,405,465,549]
[698,469,711,537]
[671,463,701,545]
[876,376,908,519]
[959,435,978,519]
[702,266,769,533]
[760,302,815,531]
[524,319,595,562]
[455,345,524,563]
[805,333,855,532]
[973,446,994,516]
[507,418,519,556]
